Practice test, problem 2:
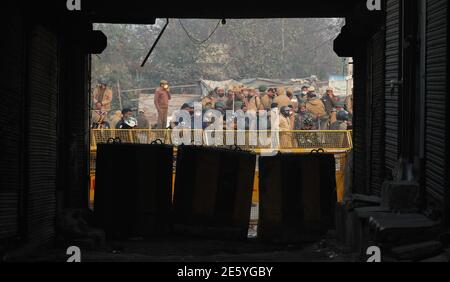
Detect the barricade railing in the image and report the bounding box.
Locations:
[89,129,353,207]
[90,129,352,152]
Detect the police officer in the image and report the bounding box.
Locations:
[305,87,328,130]
[261,87,276,111]
[93,78,113,112]
[321,87,338,124]
[154,80,171,129]
[330,110,349,130]
[215,87,227,104]
[279,106,294,148]
[294,99,315,130]
[202,90,216,109]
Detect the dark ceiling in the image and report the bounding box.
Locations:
[24,0,367,24]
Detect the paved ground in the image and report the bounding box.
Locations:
[13,205,361,262]
[19,232,359,262]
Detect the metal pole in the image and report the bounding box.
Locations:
[117,81,123,110]
[141,18,170,67]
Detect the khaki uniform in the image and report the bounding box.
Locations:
[91,110,108,129]
[306,98,329,130]
[306,98,327,117]
[93,87,113,112]
[154,87,171,129]
[156,108,168,129]
[247,96,264,112]
[330,111,337,125]
[279,115,294,148]
[261,95,274,110]
[273,93,292,109]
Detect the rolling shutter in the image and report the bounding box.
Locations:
[353,52,369,194]
[424,0,447,208]
[0,9,25,243]
[26,25,58,245]
[384,0,401,178]
[369,30,386,196]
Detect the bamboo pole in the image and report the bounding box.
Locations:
[117,80,123,110]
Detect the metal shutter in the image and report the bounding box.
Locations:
[352,53,369,194]
[384,0,401,178]
[26,25,58,245]
[424,0,447,207]
[0,9,24,243]
[369,30,386,196]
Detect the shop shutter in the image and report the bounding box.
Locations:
[424,0,447,208]
[26,25,58,245]
[384,0,401,178]
[370,30,386,196]
[353,54,369,194]
[0,10,25,243]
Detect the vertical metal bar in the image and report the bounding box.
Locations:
[117,80,123,111]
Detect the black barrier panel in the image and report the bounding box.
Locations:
[258,153,337,243]
[94,143,173,239]
[173,146,256,240]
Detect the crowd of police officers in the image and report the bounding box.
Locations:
[172,83,353,132]
[91,79,353,133]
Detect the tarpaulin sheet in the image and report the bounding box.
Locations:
[198,77,318,97]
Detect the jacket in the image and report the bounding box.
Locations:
[154,87,171,109]
[306,98,327,118]
[273,92,292,109]
[279,115,292,131]
[93,87,113,111]
[247,95,264,112]
[261,94,274,110]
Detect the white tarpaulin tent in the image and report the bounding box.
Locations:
[198,77,319,97]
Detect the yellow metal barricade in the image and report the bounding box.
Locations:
[89,129,353,205]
